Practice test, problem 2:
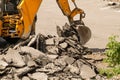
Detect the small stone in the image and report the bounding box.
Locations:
[0,60,8,70]
[0,68,9,75]
[44,63,61,74]
[54,37,65,45]
[59,42,68,49]
[20,46,46,60]
[14,74,21,80]
[47,54,58,59]
[22,76,30,80]
[27,60,37,67]
[67,64,80,74]
[63,23,71,31]
[47,46,59,54]
[0,55,4,60]
[36,67,49,73]
[31,72,48,80]
[72,35,79,41]
[54,56,66,67]
[4,48,25,67]
[75,60,84,68]
[1,76,12,80]
[38,57,51,66]
[108,2,117,6]
[64,56,75,65]
[80,65,96,79]
[56,25,64,37]
[16,66,29,74]
[95,75,104,80]
[67,47,78,54]
[46,38,54,45]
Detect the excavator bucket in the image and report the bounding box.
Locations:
[76,25,91,45]
[56,0,91,44]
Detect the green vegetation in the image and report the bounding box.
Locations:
[105,35,120,66]
[99,66,120,78]
[99,35,120,78]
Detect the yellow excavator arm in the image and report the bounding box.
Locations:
[17,0,42,39]
[56,0,85,25]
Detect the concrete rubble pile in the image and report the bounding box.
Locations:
[0,23,104,80]
[103,0,120,6]
[104,0,120,2]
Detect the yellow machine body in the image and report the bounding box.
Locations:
[0,0,42,39]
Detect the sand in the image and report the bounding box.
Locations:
[36,0,120,48]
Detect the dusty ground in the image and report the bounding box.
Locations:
[36,0,120,48]
[0,0,120,79]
